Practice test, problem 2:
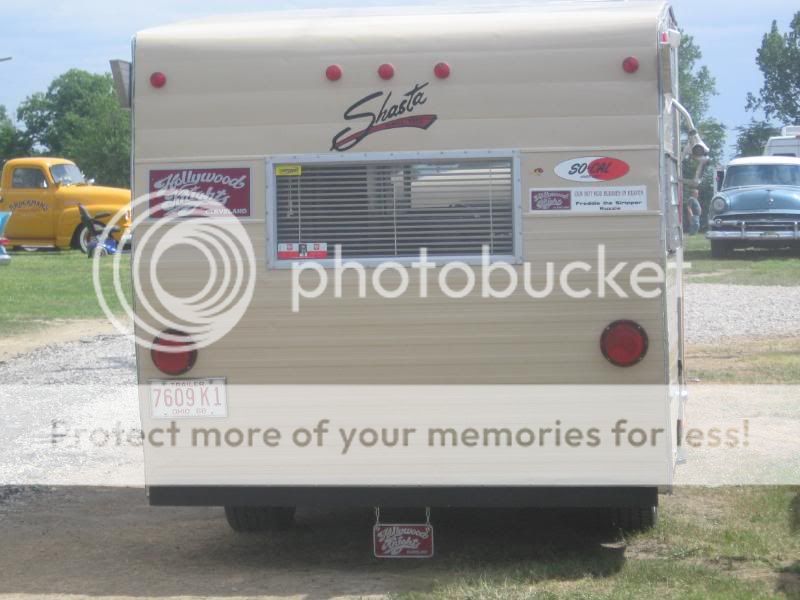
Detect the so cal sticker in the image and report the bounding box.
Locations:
[554,157,630,183]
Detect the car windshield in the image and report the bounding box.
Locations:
[723,164,800,189]
[50,164,86,186]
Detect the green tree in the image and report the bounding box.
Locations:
[734,119,780,157]
[16,69,130,186]
[0,105,32,165]
[746,13,800,125]
[679,33,726,214]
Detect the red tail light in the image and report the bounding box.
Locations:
[151,330,197,376]
[600,321,648,367]
[0,238,8,247]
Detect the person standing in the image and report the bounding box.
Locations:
[687,190,702,235]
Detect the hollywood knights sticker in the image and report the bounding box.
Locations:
[149,167,252,218]
[530,190,572,211]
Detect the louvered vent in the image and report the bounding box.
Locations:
[275,158,514,258]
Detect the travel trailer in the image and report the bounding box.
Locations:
[764,126,800,158]
[116,0,707,545]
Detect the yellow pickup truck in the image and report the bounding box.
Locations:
[0,157,130,252]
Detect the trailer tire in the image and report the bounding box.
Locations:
[611,505,657,532]
[224,506,296,532]
[710,240,733,259]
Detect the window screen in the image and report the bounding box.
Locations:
[275,158,514,259]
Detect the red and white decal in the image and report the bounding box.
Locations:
[554,157,630,183]
[374,524,434,559]
[277,242,329,260]
[530,190,572,211]
[149,167,251,218]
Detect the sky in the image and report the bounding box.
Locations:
[0,0,798,153]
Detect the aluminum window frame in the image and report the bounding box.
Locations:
[266,149,523,269]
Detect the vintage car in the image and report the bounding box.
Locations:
[0,157,131,252]
[0,211,10,266]
[707,156,800,258]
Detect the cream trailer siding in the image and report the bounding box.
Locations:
[130,2,687,493]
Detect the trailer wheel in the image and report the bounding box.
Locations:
[612,505,657,532]
[224,506,296,532]
[710,240,733,259]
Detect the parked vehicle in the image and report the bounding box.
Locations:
[77,204,121,257]
[0,211,11,266]
[122,1,704,539]
[0,157,131,252]
[764,126,800,158]
[707,156,800,257]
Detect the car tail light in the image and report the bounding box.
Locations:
[0,238,8,247]
[151,330,197,376]
[600,321,648,367]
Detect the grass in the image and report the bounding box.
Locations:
[384,485,800,599]
[689,337,800,385]
[0,249,131,336]
[684,236,800,286]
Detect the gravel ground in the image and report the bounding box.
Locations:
[684,283,800,345]
[0,335,141,486]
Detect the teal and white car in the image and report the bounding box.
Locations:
[707,156,800,258]
[0,211,11,266]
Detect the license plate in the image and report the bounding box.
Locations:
[149,378,227,419]
[373,524,434,558]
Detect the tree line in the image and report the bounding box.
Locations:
[0,70,130,187]
[0,11,798,190]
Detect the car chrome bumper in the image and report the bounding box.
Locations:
[0,252,10,266]
[707,221,800,241]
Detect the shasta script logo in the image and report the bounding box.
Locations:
[331,82,438,151]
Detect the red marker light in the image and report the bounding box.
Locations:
[326,64,342,81]
[622,57,640,74]
[150,72,167,88]
[434,62,451,79]
[600,321,649,368]
[378,63,395,80]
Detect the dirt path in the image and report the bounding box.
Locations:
[0,319,121,362]
[0,486,630,600]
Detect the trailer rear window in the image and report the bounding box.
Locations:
[274,158,515,260]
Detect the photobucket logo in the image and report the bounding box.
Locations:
[92,191,256,351]
[290,246,667,312]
